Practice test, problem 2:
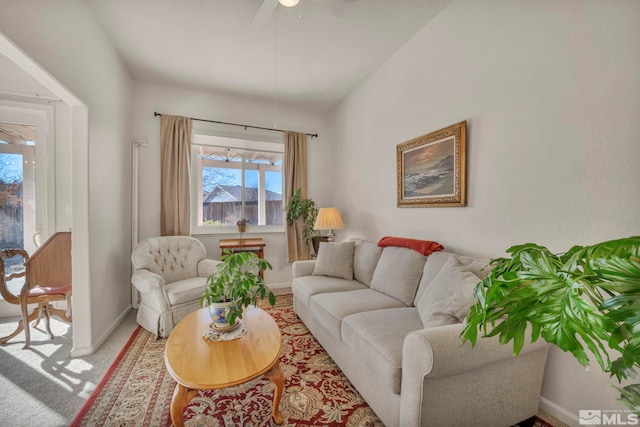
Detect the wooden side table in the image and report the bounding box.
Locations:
[219,238,266,278]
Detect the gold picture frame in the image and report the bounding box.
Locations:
[397,121,467,207]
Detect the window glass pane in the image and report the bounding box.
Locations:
[245,169,258,224]
[0,153,24,250]
[202,166,243,225]
[265,171,283,225]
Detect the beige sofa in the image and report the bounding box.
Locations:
[292,239,550,427]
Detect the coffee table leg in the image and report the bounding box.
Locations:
[170,383,198,427]
[264,361,285,425]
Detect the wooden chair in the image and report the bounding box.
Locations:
[0,232,72,348]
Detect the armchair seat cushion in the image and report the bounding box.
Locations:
[342,307,424,395]
[309,289,405,339]
[165,277,208,306]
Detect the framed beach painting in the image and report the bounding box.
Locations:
[397,121,467,207]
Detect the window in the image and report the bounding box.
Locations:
[192,135,284,232]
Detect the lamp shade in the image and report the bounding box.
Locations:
[279,0,300,7]
[314,208,344,231]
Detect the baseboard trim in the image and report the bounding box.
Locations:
[71,305,132,357]
[268,283,292,296]
[268,282,291,290]
[540,396,578,426]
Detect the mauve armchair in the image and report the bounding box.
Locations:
[131,236,221,338]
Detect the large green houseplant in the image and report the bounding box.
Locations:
[285,188,318,250]
[201,251,275,327]
[461,236,640,413]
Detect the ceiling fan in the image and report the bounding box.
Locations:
[253,0,355,25]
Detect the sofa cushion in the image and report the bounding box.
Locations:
[164,277,208,305]
[312,241,355,280]
[416,255,481,328]
[352,239,383,286]
[292,275,368,308]
[309,289,406,339]
[415,252,491,303]
[370,246,427,306]
[342,307,424,395]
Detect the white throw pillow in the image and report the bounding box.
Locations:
[312,241,355,280]
[416,254,481,328]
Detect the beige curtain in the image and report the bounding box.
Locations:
[160,115,192,236]
[284,131,309,262]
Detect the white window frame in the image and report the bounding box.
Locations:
[190,128,285,236]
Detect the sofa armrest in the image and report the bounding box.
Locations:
[198,258,223,277]
[400,323,550,426]
[404,323,549,379]
[292,260,316,278]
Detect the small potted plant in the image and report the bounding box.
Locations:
[236,216,249,233]
[201,250,275,329]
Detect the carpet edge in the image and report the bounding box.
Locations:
[69,325,143,427]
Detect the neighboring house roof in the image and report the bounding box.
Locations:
[203,185,282,204]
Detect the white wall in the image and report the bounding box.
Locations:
[327,0,640,424]
[0,0,134,354]
[132,82,329,285]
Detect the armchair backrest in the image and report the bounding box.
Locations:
[132,236,207,284]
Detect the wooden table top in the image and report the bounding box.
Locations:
[219,238,266,248]
[164,306,282,390]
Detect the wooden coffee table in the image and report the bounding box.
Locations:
[164,306,284,426]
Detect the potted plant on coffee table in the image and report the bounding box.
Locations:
[461,236,640,413]
[201,250,275,330]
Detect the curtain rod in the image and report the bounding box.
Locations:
[153,112,317,138]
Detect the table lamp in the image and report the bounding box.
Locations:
[314,207,344,242]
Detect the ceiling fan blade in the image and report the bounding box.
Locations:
[311,0,353,17]
[252,0,279,25]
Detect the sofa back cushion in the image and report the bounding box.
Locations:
[416,254,481,328]
[370,246,427,306]
[312,241,355,280]
[352,239,383,286]
[415,251,491,303]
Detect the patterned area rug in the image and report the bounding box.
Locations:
[71,294,383,426]
[72,294,560,427]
